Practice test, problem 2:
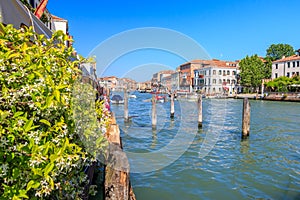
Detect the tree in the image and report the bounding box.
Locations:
[239,55,265,92]
[266,43,295,61]
[263,56,272,79]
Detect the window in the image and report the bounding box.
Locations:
[219,88,221,92]
[219,79,222,84]
[204,71,207,75]
[293,62,296,67]
[219,70,222,75]
[275,73,278,78]
[232,71,236,76]
[213,79,216,84]
[213,88,216,93]
[275,64,278,69]
[227,70,230,75]
[297,72,299,76]
[297,61,299,67]
[227,79,230,84]
[213,70,216,75]
[292,72,295,76]
[223,70,226,76]
[232,80,236,85]
[287,72,290,77]
[287,62,290,68]
[209,70,211,75]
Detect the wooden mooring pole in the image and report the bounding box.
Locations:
[242,98,251,138]
[170,93,175,119]
[124,88,129,122]
[197,95,203,128]
[152,95,157,129]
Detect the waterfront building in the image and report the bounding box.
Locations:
[171,71,180,92]
[194,59,239,96]
[151,70,174,92]
[178,60,203,92]
[98,76,118,90]
[272,55,300,79]
[117,78,138,91]
[160,75,172,93]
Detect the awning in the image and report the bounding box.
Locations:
[0,0,52,38]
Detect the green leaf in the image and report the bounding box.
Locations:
[13,111,23,118]
[17,190,29,199]
[57,85,68,90]
[53,89,60,102]
[7,134,15,143]
[49,177,54,189]
[40,119,51,127]
[44,163,54,176]
[45,95,53,108]
[26,180,40,191]
[23,119,33,132]
[0,111,10,120]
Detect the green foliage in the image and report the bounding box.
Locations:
[239,54,266,91]
[0,24,109,199]
[266,76,300,92]
[263,56,272,79]
[266,43,295,61]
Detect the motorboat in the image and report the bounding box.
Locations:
[111,95,124,104]
[129,94,137,98]
[156,95,166,103]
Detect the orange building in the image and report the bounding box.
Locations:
[179,60,204,92]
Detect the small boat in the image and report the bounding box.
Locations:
[156,95,166,103]
[129,94,137,98]
[111,95,124,104]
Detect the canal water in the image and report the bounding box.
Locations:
[110,92,300,200]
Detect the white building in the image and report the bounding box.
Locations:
[194,59,239,96]
[171,71,180,92]
[272,55,300,79]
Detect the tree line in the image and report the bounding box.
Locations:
[239,43,296,93]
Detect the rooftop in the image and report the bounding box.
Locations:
[273,55,300,63]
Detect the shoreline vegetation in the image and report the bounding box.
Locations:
[0,24,127,200]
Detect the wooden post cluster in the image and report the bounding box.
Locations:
[170,93,175,119]
[152,95,157,129]
[242,98,251,138]
[197,95,203,128]
[124,88,129,122]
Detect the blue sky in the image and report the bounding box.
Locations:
[48,0,300,81]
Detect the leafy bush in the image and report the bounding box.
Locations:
[266,76,300,92]
[0,24,109,199]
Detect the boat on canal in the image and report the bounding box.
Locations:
[111,94,124,104]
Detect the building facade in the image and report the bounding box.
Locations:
[171,71,180,92]
[194,59,239,96]
[179,60,203,92]
[272,55,300,79]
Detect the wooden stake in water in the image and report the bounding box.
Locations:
[242,98,251,138]
[170,93,175,119]
[124,88,129,122]
[198,95,203,128]
[106,88,111,104]
[152,95,157,129]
